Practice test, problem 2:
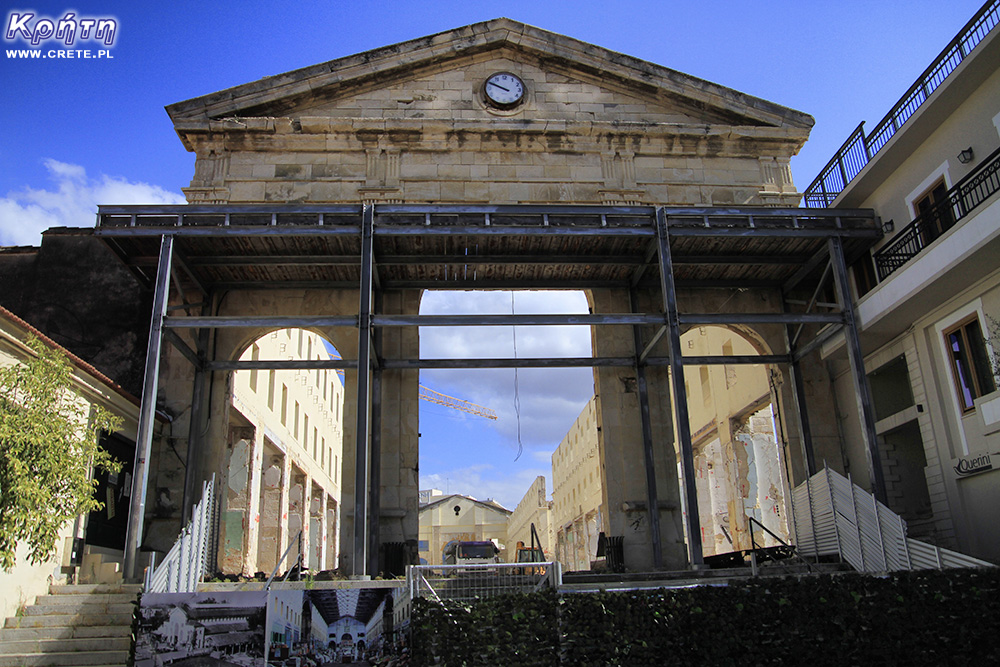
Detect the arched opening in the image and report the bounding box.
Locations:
[416,289,594,567]
[677,325,790,558]
[225,328,346,576]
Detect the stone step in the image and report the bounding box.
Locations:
[0,625,130,641]
[4,613,133,629]
[0,636,131,655]
[23,602,135,616]
[48,585,141,596]
[32,594,138,607]
[0,650,128,667]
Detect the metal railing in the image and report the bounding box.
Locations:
[803,0,1000,207]
[265,530,304,590]
[407,562,562,603]
[873,144,1000,279]
[144,475,215,593]
[792,467,992,572]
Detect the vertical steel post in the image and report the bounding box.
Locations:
[653,208,703,567]
[368,365,382,576]
[629,287,663,568]
[827,236,887,504]
[182,307,211,520]
[368,286,384,576]
[353,205,375,575]
[124,234,173,581]
[782,320,817,477]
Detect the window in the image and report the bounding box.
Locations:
[267,371,275,410]
[281,385,288,425]
[944,315,996,412]
[852,252,878,297]
[294,401,300,440]
[914,178,955,244]
[249,344,259,391]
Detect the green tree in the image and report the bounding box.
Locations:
[0,336,122,570]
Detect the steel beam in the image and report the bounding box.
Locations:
[124,235,173,581]
[828,236,887,503]
[163,330,201,369]
[678,313,844,326]
[372,314,663,327]
[353,205,375,576]
[655,208,703,567]
[630,288,663,568]
[207,359,357,371]
[164,315,358,329]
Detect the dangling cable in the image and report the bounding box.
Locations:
[511,291,523,461]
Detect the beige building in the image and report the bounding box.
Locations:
[506,476,553,563]
[802,2,1000,563]
[551,397,603,572]
[418,494,511,566]
[225,328,344,575]
[0,306,144,618]
[682,327,789,557]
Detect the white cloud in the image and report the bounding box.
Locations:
[420,464,551,512]
[420,290,595,448]
[0,159,186,246]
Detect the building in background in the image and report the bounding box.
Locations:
[418,494,511,565]
[681,327,789,557]
[506,476,554,563]
[800,1,1000,563]
[551,397,602,572]
[0,306,145,618]
[224,328,345,575]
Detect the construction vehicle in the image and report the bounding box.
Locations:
[513,523,546,574]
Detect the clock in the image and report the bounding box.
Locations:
[483,72,525,108]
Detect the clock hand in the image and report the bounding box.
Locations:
[488,81,510,92]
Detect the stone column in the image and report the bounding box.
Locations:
[243,427,265,576]
[591,287,687,570]
[220,427,254,574]
[319,492,329,571]
[279,456,292,566]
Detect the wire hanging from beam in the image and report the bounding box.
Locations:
[511,291,523,461]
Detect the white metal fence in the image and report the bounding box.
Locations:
[407,562,562,603]
[792,467,992,572]
[144,475,215,593]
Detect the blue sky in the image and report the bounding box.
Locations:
[1,0,986,508]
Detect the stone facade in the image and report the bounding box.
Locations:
[159,18,816,572]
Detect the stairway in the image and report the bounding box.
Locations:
[0,584,139,667]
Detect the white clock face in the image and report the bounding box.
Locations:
[484,72,525,107]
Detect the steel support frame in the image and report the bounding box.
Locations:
[353,205,375,576]
[112,203,886,579]
[629,288,664,568]
[828,236,887,503]
[124,235,173,580]
[654,209,704,566]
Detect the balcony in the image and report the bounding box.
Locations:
[873,144,1000,280]
[802,0,1000,208]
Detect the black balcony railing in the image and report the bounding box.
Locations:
[802,0,1000,208]
[873,144,1000,280]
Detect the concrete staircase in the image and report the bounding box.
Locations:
[0,584,139,667]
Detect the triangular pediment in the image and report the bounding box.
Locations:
[167,18,812,131]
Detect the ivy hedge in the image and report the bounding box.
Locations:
[411,568,1000,665]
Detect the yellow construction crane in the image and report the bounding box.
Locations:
[419,384,498,420]
[325,348,497,420]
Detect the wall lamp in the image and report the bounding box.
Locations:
[958,147,975,164]
[882,219,895,234]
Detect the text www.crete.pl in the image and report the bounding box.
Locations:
[6,48,113,58]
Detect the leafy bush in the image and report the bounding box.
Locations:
[411,569,1000,665]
